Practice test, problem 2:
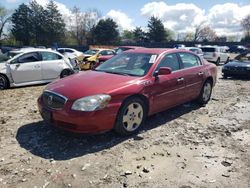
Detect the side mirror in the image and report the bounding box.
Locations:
[155,67,172,77]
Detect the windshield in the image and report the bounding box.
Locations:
[0,51,21,63]
[95,53,157,77]
[235,52,250,62]
[84,49,99,55]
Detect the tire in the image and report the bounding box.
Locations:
[60,69,72,78]
[223,74,228,79]
[215,58,220,66]
[197,80,213,105]
[114,97,147,136]
[0,74,8,90]
[89,62,95,70]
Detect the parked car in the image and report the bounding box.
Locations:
[227,45,249,54]
[181,47,203,57]
[58,48,84,62]
[38,48,217,135]
[80,48,116,70]
[201,46,230,65]
[114,46,144,54]
[222,51,250,78]
[0,49,77,89]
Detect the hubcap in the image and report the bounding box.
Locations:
[122,102,143,132]
[202,82,212,102]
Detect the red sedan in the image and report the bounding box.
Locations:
[38,48,217,135]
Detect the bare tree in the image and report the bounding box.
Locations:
[68,7,100,45]
[193,22,217,42]
[0,6,11,40]
[241,14,250,38]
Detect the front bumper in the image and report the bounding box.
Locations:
[38,96,121,134]
[222,67,250,77]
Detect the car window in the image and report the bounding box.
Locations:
[107,50,115,55]
[41,52,62,61]
[99,51,108,56]
[201,47,215,52]
[58,49,64,53]
[65,49,73,53]
[16,52,40,64]
[179,53,201,68]
[155,53,180,72]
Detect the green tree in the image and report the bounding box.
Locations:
[121,30,134,41]
[0,6,11,41]
[92,18,119,44]
[165,28,174,41]
[147,16,165,42]
[11,3,32,45]
[45,0,66,45]
[133,27,147,43]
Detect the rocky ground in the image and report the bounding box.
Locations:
[0,66,249,188]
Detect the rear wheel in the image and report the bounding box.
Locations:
[197,80,213,105]
[0,74,8,90]
[114,97,146,136]
[60,69,72,78]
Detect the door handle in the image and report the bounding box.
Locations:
[15,64,20,68]
[177,77,184,82]
[198,72,204,76]
[34,65,40,68]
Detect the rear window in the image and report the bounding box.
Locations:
[201,47,216,52]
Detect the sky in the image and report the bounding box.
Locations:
[2,0,250,37]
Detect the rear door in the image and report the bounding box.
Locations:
[9,52,42,84]
[178,52,205,100]
[40,51,65,80]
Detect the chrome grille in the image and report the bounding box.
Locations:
[42,91,67,110]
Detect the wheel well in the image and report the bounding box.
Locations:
[206,76,213,86]
[123,94,150,115]
[0,73,10,88]
[60,69,72,77]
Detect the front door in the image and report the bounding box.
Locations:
[9,52,42,84]
[149,53,186,113]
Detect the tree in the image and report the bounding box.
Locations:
[147,16,165,42]
[0,6,11,40]
[121,30,134,42]
[165,28,174,41]
[133,27,147,43]
[45,0,65,45]
[193,23,217,42]
[92,18,119,44]
[11,3,32,45]
[11,0,66,45]
[69,7,100,45]
[241,14,250,41]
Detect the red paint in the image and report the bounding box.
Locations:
[38,48,217,134]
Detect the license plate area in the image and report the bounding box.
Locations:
[42,108,52,123]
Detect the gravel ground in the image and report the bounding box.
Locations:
[0,66,249,188]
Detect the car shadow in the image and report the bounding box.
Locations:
[16,102,201,161]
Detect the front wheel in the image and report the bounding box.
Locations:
[114,97,146,136]
[0,75,8,90]
[215,58,220,66]
[197,80,213,105]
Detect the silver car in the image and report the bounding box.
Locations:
[0,49,76,89]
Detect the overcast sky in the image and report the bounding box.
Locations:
[3,0,250,37]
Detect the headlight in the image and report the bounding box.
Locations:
[71,94,111,111]
[222,66,227,70]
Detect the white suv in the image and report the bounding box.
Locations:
[201,46,230,65]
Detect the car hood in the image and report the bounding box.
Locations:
[225,60,250,67]
[46,71,142,100]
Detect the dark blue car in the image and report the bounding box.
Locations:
[222,52,250,78]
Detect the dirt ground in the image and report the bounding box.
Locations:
[0,66,249,188]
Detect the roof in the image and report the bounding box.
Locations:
[125,48,186,55]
